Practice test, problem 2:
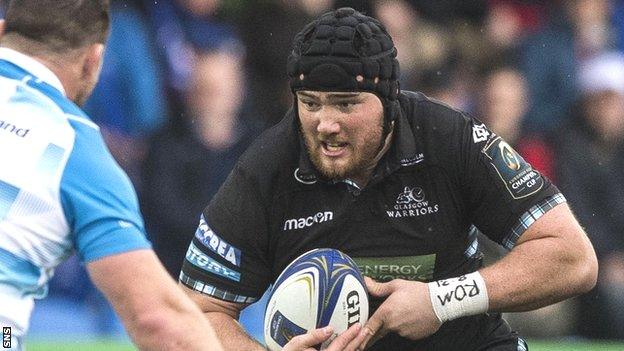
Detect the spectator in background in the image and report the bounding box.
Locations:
[477,65,527,143]
[236,0,337,127]
[144,0,240,114]
[84,0,168,185]
[520,0,619,134]
[374,0,452,90]
[555,52,624,339]
[407,0,487,26]
[477,63,556,181]
[141,46,259,277]
[373,0,476,113]
[476,0,546,68]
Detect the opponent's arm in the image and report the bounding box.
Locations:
[87,249,224,351]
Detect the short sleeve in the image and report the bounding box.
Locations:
[61,121,151,262]
[180,164,271,304]
[458,117,564,249]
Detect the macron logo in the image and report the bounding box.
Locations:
[283,211,334,231]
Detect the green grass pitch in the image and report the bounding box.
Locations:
[26,340,624,350]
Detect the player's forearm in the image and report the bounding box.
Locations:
[115,282,225,351]
[206,311,266,351]
[88,250,224,350]
[480,229,597,312]
[123,305,222,351]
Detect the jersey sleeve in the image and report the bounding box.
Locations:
[180,163,271,304]
[457,116,564,249]
[61,120,151,262]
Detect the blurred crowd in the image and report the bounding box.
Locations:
[3,0,623,341]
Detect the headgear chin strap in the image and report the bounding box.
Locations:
[287,7,401,134]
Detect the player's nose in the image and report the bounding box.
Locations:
[317,113,341,135]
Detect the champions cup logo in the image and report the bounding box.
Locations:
[283,211,334,231]
[482,136,544,199]
[387,186,439,218]
[499,141,520,171]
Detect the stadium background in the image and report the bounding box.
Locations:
[1,0,624,349]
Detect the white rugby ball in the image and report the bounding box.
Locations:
[264,248,369,350]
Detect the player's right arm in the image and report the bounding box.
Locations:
[175,155,274,350]
[178,155,362,350]
[181,285,265,350]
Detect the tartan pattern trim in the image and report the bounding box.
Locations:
[464,225,479,258]
[179,271,258,304]
[517,338,528,351]
[502,193,567,250]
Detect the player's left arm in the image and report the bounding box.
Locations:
[356,203,597,350]
[355,114,598,349]
[480,202,597,311]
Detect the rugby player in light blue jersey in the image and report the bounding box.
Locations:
[0,1,222,350]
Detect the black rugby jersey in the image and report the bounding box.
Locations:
[180,91,563,350]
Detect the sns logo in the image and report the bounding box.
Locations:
[283,211,333,231]
[195,215,241,266]
[3,327,10,349]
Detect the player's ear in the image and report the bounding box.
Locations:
[82,43,105,80]
[0,20,6,40]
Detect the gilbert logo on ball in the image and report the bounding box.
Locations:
[264,248,369,350]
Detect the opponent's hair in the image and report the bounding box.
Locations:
[3,0,110,53]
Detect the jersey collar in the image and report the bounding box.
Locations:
[0,47,66,96]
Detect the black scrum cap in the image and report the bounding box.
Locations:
[287,7,401,122]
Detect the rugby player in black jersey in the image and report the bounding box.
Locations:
[178,7,597,351]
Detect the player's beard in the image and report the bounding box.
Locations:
[301,120,384,182]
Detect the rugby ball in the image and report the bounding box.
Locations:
[264,248,369,350]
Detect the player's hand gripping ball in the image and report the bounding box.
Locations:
[264,248,369,350]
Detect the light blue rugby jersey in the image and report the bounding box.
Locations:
[0,48,151,336]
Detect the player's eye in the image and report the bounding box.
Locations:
[337,101,356,110]
[302,100,320,110]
